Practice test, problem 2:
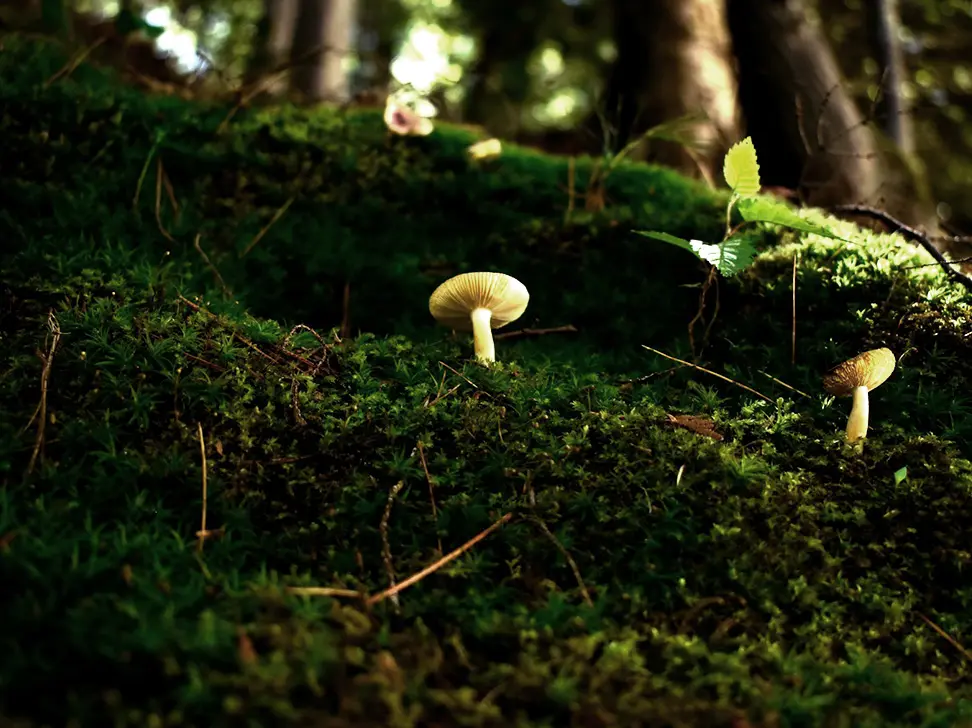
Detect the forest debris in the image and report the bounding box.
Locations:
[832,204,972,291]
[25,310,61,477]
[494,324,578,341]
[193,234,232,298]
[416,442,443,554]
[758,371,811,399]
[380,477,408,609]
[240,196,296,258]
[367,512,514,607]
[526,516,594,607]
[641,344,774,403]
[663,413,724,441]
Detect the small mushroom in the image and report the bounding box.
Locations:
[429,272,530,363]
[822,347,896,443]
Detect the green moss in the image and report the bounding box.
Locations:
[3,34,972,727]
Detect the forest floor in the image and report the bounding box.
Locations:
[3,35,972,728]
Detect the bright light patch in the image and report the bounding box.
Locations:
[390,21,468,94]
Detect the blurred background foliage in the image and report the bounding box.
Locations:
[2,0,971,233]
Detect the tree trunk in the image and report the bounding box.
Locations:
[601,0,741,182]
[289,0,357,103]
[866,0,914,154]
[247,0,299,95]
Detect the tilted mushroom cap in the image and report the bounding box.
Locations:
[822,348,896,396]
[429,272,530,330]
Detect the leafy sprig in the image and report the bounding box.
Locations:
[637,136,843,276]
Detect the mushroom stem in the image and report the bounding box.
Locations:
[846,385,870,442]
[470,307,495,363]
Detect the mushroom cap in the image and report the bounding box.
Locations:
[429,272,530,331]
[822,347,896,396]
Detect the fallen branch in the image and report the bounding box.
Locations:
[367,512,514,606]
[641,345,774,403]
[832,204,972,293]
[494,324,578,341]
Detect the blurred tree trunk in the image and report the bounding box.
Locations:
[289,0,357,103]
[601,0,741,182]
[727,0,935,229]
[866,0,913,154]
[247,0,299,95]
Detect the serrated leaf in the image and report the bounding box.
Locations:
[737,197,842,239]
[637,231,757,276]
[723,137,761,197]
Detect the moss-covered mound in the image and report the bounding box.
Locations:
[3,36,972,727]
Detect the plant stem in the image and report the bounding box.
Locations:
[846,385,870,442]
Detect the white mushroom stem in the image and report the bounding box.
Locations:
[470,307,495,363]
[846,385,870,442]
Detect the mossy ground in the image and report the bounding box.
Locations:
[3,36,972,728]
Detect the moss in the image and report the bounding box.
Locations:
[3,34,972,727]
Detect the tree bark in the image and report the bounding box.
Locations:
[727,0,882,208]
[247,0,299,95]
[601,0,741,181]
[289,0,357,103]
[867,0,913,154]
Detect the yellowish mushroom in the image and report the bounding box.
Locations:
[429,272,530,364]
[822,348,896,443]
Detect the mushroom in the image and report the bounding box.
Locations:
[429,272,530,363]
[822,347,896,443]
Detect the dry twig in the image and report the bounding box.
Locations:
[286,586,364,599]
[526,516,593,607]
[791,253,799,366]
[416,442,443,554]
[380,478,407,609]
[193,234,232,298]
[494,324,578,341]
[832,204,972,292]
[240,196,296,258]
[368,512,514,606]
[641,344,774,403]
[917,612,972,663]
[25,310,61,477]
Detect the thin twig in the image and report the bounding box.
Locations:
[380,479,407,609]
[26,311,61,477]
[792,253,799,366]
[340,281,351,338]
[494,324,578,341]
[367,513,514,606]
[154,159,177,245]
[527,516,593,607]
[758,371,811,399]
[286,586,364,599]
[416,442,443,553]
[438,361,478,389]
[193,234,232,298]
[917,612,972,663]
[240,196,296,258]
[832,204,972,292]
[196,422,209,553]
[44,36,107,87]
[641,345,774,403]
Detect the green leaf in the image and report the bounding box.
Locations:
[637,231,757,276]
[893,466,908,485]
[737,197,842,239]
[723,137,761,198]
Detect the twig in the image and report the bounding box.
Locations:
[193,234,232,298]
[195,422,215,552]
[340,281,351,339]
[758,371,811,399]
[44,36,107,87]
[526,516,593,607]
[917,612,972,663]
[565,157,576,224]
[792,253,799,366]
[286,586,364,599]
[25,311,61,477]
[641,345,774,403]
[154,159,177,245]
[160,161,180,221]
[438,361,478,389]
[367,512,514,606]
[380,479,407,609]
[832,204,972,293]
[240,196,295,258]
[494,324,578,341]
[416,442,443,554]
